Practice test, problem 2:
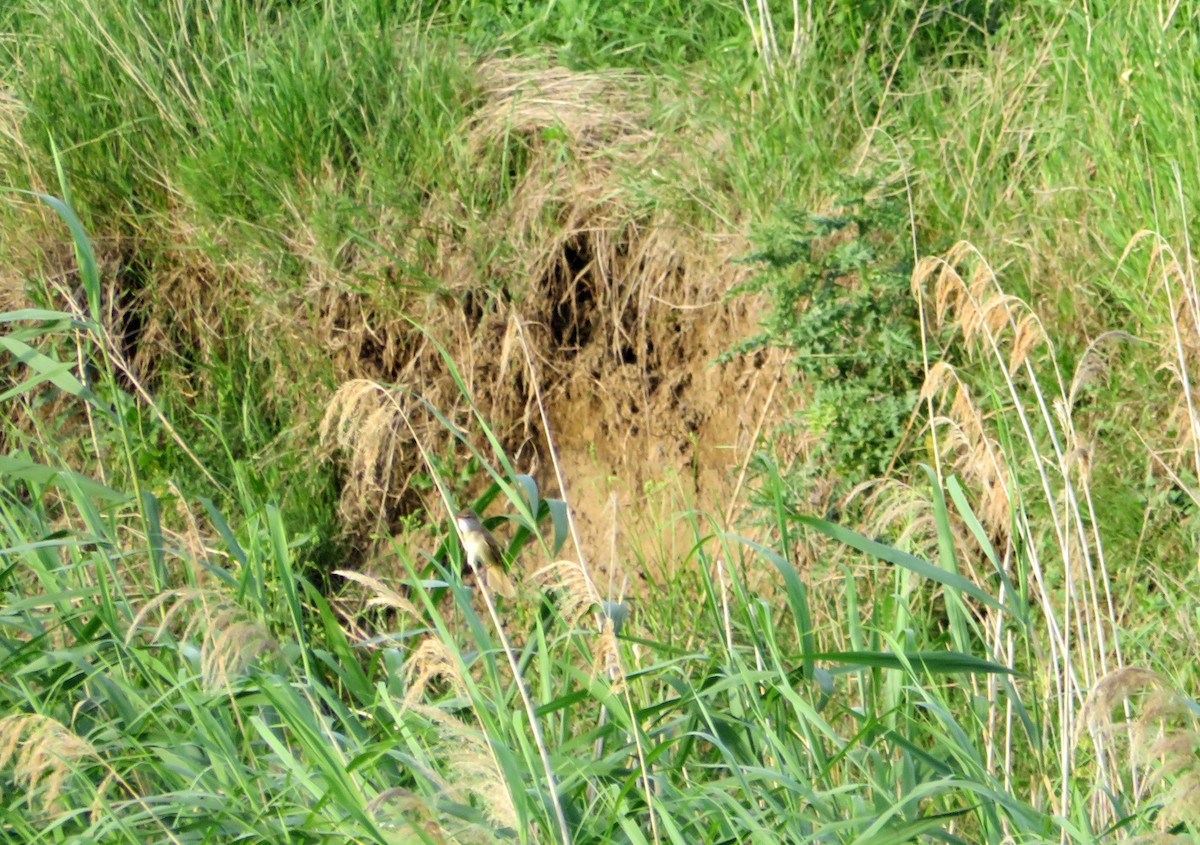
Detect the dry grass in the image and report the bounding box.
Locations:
[303,57,780,569]
[533,558,602,627]
[403,637,470,709]
[1121,229,1200,504]
[126,588,279,690]
[400,638,523,835]
[319,379,417,529]
[901,240,1130,821]
[1080,667,1200,833]
[0,713,97,815]
[0,264,27,313]
[7,50,780,581]
[334,568,424,621]
[446,735,520,833]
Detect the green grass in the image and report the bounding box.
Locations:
[0,304,1053,842]
[1,196,1196,842]
[4,0,1200,841]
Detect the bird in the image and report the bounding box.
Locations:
[454,508,517,599]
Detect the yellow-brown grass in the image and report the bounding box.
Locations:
[6,52,785,590]
[402,637,469,709]
[304,56,780,571]
[0,714,97,814]
[1079,667,1200,833]
[334,568,424,626]
[900,240,1130,823]
[126,588,279,689]
[1121,230,1200,508]
[400,638,521,833]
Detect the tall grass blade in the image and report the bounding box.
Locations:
[795,514,1008,614]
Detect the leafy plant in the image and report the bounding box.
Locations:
[730,179,924,483]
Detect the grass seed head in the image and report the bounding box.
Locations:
[403,637,469,708]
[0,714,97,814]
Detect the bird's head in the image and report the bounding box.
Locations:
[455,508,483,534]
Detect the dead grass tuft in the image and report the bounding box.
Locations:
[126,588,279,689]
[853,477,942,550]
[921,363,1012,539]
[403,637,469,708]
[319,379,419,528]
[1080,667,1200,833]
[399,640,519,833]
[0,84,49,222]
[127,201,246,391]
[334,568,423,620]
[8,53,778,592]
[593,615,625,694]
[305,56,775,572]
[912,240,1132,821]
[446,735,520,832]
[532,559,601,627]
[0,714,97,814]
[1123,230,1200,500]
[470,58,651,152]
[532,558,627,690]
[0,265,27,314]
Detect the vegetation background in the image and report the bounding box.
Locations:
[2,0,1200,842]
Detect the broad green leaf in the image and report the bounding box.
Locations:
[0,454,128,504]
[141,489,166,590]
[30,188,102,319]
[515,473,540,519]
[547,497,569,554]
[852,805,975,845]
[722,531,814,661]
[810,649,1017,676]
[795,513,1008,613]
[0,308,86,327]
[0,335,95,401]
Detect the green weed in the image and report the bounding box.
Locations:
[729,181,924,483]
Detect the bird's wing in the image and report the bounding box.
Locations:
[485,563,517,599]
[484,530,507,567]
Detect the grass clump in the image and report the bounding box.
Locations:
[7,0,1200,841]
[0,202,1105,843]
[8,201,1200,842]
